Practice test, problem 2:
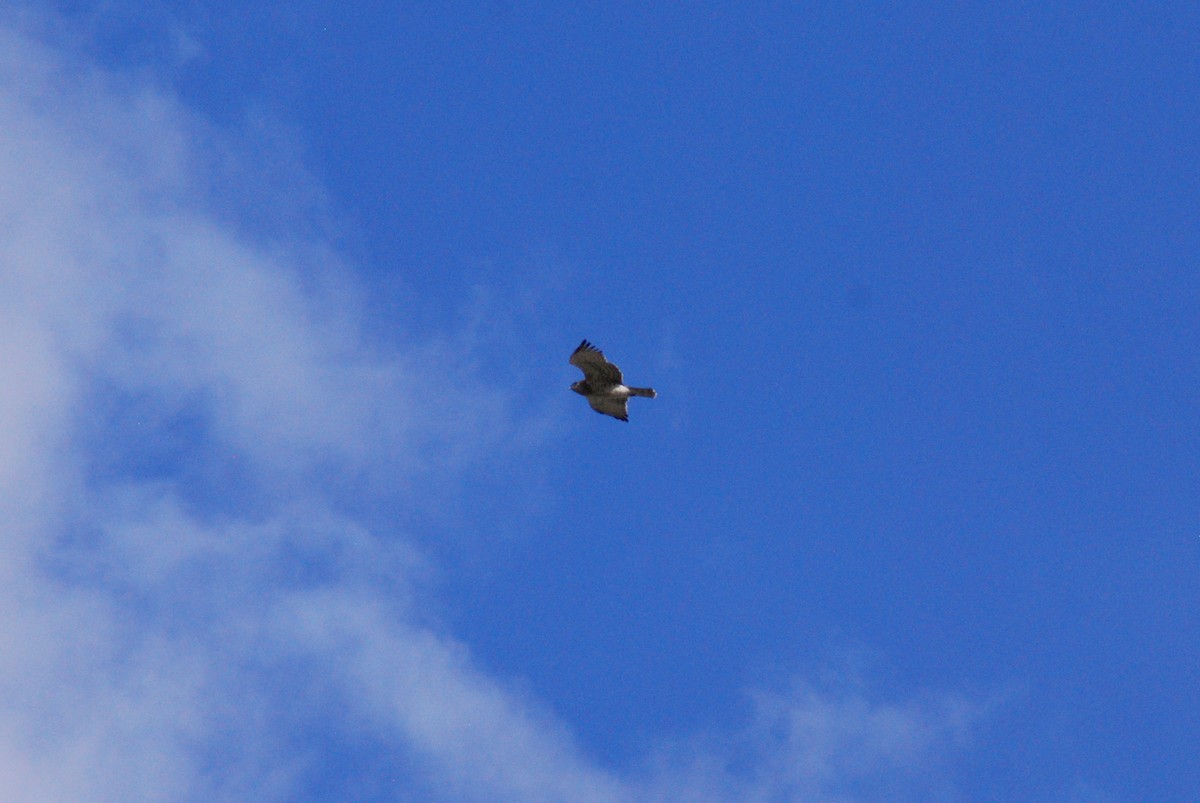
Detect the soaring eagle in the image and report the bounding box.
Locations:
[569,340,656,422]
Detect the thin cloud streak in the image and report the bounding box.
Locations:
[0,20,990,802]
[645,682,986,803]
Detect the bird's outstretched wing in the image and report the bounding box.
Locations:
[569,339,624,386]
[587,394,630,422]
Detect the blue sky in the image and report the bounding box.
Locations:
[1,2,1197,800]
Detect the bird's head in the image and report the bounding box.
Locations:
[569,380,585,395]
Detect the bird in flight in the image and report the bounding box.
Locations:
[569,339,656,422]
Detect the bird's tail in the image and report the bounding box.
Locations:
[629,387,657,398]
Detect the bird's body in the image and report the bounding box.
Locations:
[569,340,656,422]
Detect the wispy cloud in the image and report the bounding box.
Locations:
[644,679,987,803]
[0,18,992,801]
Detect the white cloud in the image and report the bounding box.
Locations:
[644,680,985,803]
[0,18,619,801]
[0,18,991,802]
